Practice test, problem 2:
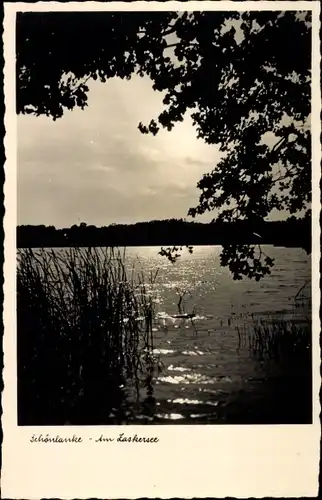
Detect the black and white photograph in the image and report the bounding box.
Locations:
[14,6,316,428]
[3,2,321,497]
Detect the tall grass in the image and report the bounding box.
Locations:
[17,247,160,425]
[236,319,311,364]
[235,317,312,422]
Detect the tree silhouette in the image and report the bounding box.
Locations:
[16,11,311,279]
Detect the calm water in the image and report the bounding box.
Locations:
[122,245,311,423]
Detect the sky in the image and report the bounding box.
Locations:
[17,75,222,228]
[17,11,310,229]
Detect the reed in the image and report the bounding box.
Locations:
[17,247,160,425]
[236,319,311,364]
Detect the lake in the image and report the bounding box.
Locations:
[122,245,312,424]
[17,244,312,425]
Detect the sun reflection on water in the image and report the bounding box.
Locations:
[158,373,215,384]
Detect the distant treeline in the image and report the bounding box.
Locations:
[17,217,311,252]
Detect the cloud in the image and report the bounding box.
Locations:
[184,156,215,167]
[18,76,220,227]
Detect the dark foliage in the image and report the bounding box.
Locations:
[16,10,312,279]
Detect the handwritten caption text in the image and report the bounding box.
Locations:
[30,433,159,444]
